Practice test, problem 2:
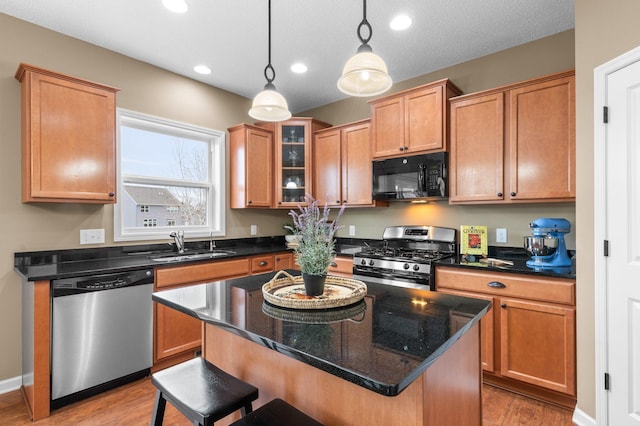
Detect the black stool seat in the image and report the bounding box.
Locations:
[230,398,324,426]
[151,357,259,426]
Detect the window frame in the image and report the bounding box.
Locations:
[114,108,226,242]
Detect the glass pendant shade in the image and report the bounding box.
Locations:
[338,50,392,97]
[249,84,292,122]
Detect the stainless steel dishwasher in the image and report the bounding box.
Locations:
[51,268,154,409]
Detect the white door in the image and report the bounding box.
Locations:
[600,55,640,425]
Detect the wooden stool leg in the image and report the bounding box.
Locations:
[151,390,167,426]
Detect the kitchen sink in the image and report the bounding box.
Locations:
[150,250,236,262]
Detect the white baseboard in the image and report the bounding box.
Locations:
[572,407,597,426]
[0,376,21,395]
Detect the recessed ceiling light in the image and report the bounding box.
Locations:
[291,63,308,74]
[163,0,188,14]
[194,65,211,75]
[390,14,412,31]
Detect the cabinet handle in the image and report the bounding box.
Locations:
[501,303,507,309]
[258,261,268,266]
[330,262,337,267]
[108,192,115,197]
[487,281,506,288]
[248,200,253,204]
[510,192,516,197]
[497,192,503,197]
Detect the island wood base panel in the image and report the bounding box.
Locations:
[203,323,482,426]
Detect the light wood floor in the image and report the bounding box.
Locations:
[0,378,574,425]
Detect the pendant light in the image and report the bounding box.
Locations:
[249,0,292,122]
[338,0,392,97]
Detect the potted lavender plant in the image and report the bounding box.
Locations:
[286,194,345,296]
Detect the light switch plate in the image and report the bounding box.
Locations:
[80,228,105,245]
[349,225,356,236]
[250,224,257,236]
[496,228,507,243]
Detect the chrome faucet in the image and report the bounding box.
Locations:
[209,231,216,252]
[169,230,185,254]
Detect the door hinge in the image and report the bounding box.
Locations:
[604,240,609,257]
[604,372,610,390]
[603,106,609,123]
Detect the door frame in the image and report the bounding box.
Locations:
[594,44,640,426]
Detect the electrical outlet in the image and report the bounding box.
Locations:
[80,228,105,245]
[349,225,356,236]
[496,228,508,243]
[250,224,257,236]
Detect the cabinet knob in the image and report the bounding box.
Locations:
[497,192,503,197]
[343,200,347,204]
[258,261,267,266]
[510,192,516,197]
[108,192,115,197]
[248,200,253,204]
[501,303,507,309]
[336,200,340,204]
[487,281,506,288]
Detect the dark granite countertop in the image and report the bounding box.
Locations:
[434,246,576,280]
[152,270,491,397]
[14,237,290,281]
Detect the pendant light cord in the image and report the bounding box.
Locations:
[263,0,276,86]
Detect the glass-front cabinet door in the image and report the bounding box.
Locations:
[274,118,330,208]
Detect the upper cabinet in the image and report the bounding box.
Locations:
[256,118,330,208]
[15,64,119,203]
[369,79,462,159]
[229,123,273,208]
[313,119,379,207]
[449,70,575,204]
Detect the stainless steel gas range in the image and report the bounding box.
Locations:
[352,225,457,290]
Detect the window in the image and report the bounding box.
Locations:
[115,109,225,242]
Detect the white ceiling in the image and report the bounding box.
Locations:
[0,0,574,113]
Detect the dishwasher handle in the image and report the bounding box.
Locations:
[52,269,154,297]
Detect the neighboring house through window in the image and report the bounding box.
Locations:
[115,109,225,241]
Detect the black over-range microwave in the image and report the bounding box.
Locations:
[372,152,448,201]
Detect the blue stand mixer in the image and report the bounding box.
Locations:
[523,218,572,268]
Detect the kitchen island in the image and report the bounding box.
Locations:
[153,270,491,425]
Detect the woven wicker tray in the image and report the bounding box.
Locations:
[262,299,367,324]
[262,270,367,310]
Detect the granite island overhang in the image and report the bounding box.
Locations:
[153,270,490,425]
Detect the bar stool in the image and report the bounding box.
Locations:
[151,357,259,426]
[230,398,324,426]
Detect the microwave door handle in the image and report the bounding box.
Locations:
[418,163,426,193]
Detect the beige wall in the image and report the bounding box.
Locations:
[573,0,640,420]
[0,11,579,401]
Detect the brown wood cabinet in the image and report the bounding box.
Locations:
[369,79,462,159]
[274,251,295,270]
[328,255,354,277]
[313,119,380,207]
[449,70,575,204]
[15,63,119,203]
[229,123,273,208]
[435,266,576,408]
[153,258,250,369]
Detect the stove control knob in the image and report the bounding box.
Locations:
[369,259,375,266]
[360,259,367,266]
[413,264,420,271]
[403,263,410,270]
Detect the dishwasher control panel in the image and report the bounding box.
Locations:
[52,269,153,296]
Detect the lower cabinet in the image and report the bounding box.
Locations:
[435,266,576,408]
[153,257,251,370]
[328,255,354,277]
[153,253,295,370]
